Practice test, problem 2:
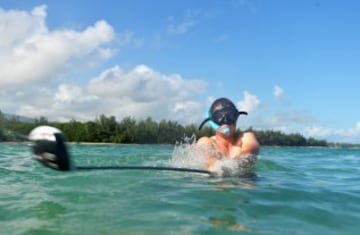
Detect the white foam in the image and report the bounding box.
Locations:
[171,135,258,177]
[211,155,258,177]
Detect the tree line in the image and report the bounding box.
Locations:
[0,110,330,146]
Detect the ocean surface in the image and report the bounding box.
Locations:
[1,142,359,235]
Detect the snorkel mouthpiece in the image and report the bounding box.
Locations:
[221,127,231,136]
[211,119,231,136]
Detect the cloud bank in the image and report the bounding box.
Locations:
[0,5,115,88]
[0,5,208,123]
[237,91,260,113]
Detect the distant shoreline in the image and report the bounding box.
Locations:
[1,141,359,149]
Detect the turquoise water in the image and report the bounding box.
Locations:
[1,143,359,235]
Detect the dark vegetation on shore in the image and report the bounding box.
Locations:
[0,111,356,147]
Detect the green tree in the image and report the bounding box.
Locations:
[84,121,100,142]
[35,116,48,124]
[0,110,333,146]
[136,117,158,143]
[0,110,4,141]
[60,120,86,142]
[95,115,118,142]
[117,116,137,143]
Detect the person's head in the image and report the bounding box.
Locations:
[198,98,247,136]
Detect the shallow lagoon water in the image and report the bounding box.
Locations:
[1,143,359,235]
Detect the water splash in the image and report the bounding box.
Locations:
[210,155,258,177]
[171,134,208,170]
[171,134,258,177]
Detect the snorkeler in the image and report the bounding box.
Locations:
[197,97,260,171]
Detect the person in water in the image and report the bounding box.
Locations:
[197,97,260,171]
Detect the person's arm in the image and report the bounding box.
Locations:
[239,132,260,155]
[196,137,219,170]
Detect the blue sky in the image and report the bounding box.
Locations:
[1,0,360,143]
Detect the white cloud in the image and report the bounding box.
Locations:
[0,5,46,52]
[0,5,209,125]
[54,84,82,103]
[237,91,260,113]
[87,65,207,103]
[356,121,360,130]
[1,64,208,123]
[273,85,284,99]
[167,10,198,35]
[0,5,263,132]
[304,126,333,138]
[168,20,195,35]
[304,122,360,143]
[172,100,204,124]
[118,30,144,48]
[0,5,115,87]
[54,84,98,103]
[85,65,208,121]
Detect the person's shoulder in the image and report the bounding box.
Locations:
[239,131,260,149]
[234,130,257,146]
[241,131,258,140]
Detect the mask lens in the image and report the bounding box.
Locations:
[212,109,237,125]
